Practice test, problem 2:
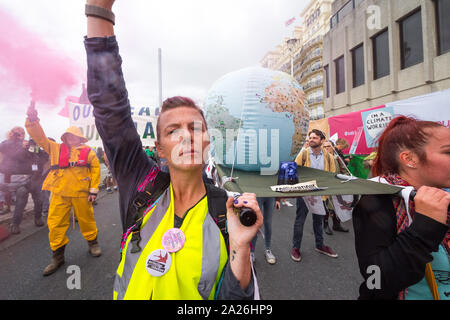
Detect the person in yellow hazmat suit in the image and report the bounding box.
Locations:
[25,101,101,276]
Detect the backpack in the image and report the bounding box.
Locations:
[123,168,229,255]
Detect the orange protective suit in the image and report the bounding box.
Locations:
[26,120,100,251]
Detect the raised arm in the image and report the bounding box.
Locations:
[25,101,59,155]
[86,0,115,38]
[85,0,152,184]
[84,0,156,228]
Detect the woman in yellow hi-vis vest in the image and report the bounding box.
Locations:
[25,102,101,276]
[84,0,263,300]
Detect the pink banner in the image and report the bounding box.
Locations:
[328,105,384,155]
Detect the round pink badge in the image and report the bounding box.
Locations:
[161,228,186,253]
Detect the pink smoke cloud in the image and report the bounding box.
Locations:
[0,8,82,107]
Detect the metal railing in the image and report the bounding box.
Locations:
[303,78,324,91]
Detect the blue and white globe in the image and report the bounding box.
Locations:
[205,67,309,174]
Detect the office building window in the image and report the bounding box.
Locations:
[324,65,330,98]
[330,14,338,29]
[338,0,354,22]
[399,9,423,69]
[351,44,365,88]
[435,0,450,55]
[372,29,390,80]
[335,56,345,94]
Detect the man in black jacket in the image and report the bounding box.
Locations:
[0,135,49,234]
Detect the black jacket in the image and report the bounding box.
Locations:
[353,194,448,299]
[0,140,48,177]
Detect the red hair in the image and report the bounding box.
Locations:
[372,116,443,176]
[156,96,207,141]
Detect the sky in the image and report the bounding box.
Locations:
[0,0,309,141]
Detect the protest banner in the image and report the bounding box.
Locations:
[359,89,450,149]
[67,101,158,149]
[361,106,394,148]
[386,89,450,128]
[328,106,384,155]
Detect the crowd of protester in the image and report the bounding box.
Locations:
[0,106,448,301]
[0,112,448,300]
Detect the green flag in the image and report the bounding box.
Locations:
[216,165,402,198]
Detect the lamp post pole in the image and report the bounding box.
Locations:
[286,38,298,77]
[158,48,163,108]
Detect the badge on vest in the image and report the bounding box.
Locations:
[145,249,172,277]
[162,228,186,253]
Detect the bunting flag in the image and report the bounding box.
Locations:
[285,17,296,27]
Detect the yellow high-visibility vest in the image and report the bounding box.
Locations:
[114,184,228,300]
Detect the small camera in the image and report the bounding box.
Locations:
[238,207,257,227]
[232,195,257,227]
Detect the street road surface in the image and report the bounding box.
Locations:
[0,192,362,300]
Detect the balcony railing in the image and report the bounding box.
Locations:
[302,78,324,91]
[301,49,322,65]
[299,62,323,79]
[293,35,323,62]
[306,96,324,105]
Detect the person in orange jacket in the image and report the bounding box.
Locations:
[25,101,101,276]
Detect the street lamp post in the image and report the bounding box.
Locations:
[286,38,298,77]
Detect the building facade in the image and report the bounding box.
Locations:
[323,0,450,116]
[260,0,334,120]
[260,26,303,75]
[296,0,334,120]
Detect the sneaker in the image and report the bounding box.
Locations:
[291,248,302,262]
[113,186,118,191]
[9,224,20,235]
[316,245,338,258]
[106,187,113,194]
[282,200,293,207]
[324,222,333,235]
[264,249,276,265]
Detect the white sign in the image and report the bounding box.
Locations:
[68,102,158,149]
[331,195,354,222]
[303,196,326,216]
[361,108,394,148]
[349,126,364,154]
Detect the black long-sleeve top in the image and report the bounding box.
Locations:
[352,194,448,300]
[0,140,48,177]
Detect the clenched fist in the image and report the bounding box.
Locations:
[414,186,450,225]
[27,100,39,122]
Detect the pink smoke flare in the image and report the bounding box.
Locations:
[0,8,82,107]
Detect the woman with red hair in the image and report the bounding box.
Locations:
[353,116,449,300]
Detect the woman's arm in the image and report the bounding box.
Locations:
[85,0,153,181]
[86,0,114,38]
[353,194,448,299]
[225,194,263,291]
[85,0,155,227]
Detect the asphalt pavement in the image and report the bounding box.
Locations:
[0,192,363,300]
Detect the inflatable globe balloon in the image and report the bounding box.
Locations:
[205,67,309,174]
